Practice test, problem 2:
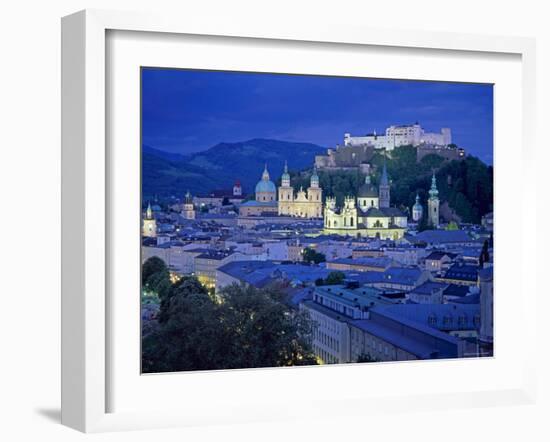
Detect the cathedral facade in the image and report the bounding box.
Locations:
[323,162,407,239]
[239,163,323,218]
[278,162,323,218]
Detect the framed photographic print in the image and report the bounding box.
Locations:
[61,9,537,433]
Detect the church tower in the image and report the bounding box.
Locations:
[142,202,157,237]
[278,161,294,215]
[182,190,196,220]
[307,166,323,217]
[233,180,242,196]
[427,172,440,228]
[379,157,390,208]
[412,193,423,222]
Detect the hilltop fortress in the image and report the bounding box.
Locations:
[315,123,465,170]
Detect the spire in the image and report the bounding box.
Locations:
[185,190,192,204]
[146,202,153,220]
[380,156,389,186]
[365,174,371,185]
[281,160,291,187]
[429,171,439,198]
[415,193,420,203]
[262,163,270,181]
[378,153,390,208]
[310,164,319,188]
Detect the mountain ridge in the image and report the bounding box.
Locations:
[142,138,326,198]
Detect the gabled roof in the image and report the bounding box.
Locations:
[410,281,448,295]
[328,256,392,269]
[443,263,479,282]
[383,267,424,285]
[443,284,471,298]
[425,250,456,261]
[414,229,471,244]
[363,207,388,218]
[240,200,278,207]
[380,207,406,217]
[372,303,480,332]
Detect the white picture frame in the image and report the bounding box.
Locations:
[61,9,537,433]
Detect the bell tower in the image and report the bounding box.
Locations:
[278,160,294,215]
[427,172,440,228]
[379,157,390,208]
[182,190,196,220]
[142,202,157,237]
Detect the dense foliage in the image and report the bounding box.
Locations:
[289,145,493,223]
[315,271,346,286]
[302,247,326,264]
[141,257,318,372]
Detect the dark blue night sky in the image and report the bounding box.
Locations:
[142,68,493,164]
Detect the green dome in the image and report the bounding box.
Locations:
[358,175,378,198]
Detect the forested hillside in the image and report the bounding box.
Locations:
[288,145,492,223]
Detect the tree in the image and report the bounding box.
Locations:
[324,271,345,285]
[314,277,325,286]
[157,275,209,324]
[217,284,318,368]
[146,269,171,300]
[302,247,326,264]
[142,283,318,373]
[142,256,167,286]
[446,221,459,230]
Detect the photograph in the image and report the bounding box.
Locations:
[140,67,494,373]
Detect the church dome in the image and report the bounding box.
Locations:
[413,194,423,212]
[256,180,276,194]
[255,164,276,194]
[358,175,378,198]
